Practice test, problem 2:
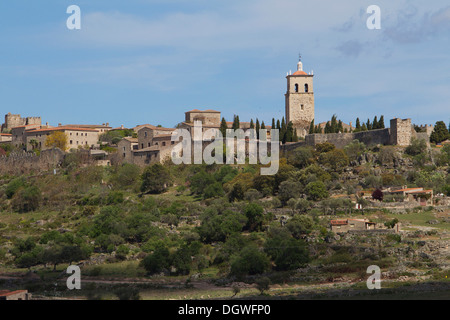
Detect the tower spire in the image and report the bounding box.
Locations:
[297,53,303,71]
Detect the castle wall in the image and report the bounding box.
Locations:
[0,149,64,175]
[2,113,41,132]
[304,128,391,149]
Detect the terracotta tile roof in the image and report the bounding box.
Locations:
[27,126,98,133]
[12,124,41,129]
[330,220,348,226]
[65,124,111,129]
[122,137,138,143]
[0,133,12,136]
[291,70,309,76]
[0,290,28,297]
[133,146,160,152]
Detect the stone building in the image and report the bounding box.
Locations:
[63,123,111,134]
[185,109,221,127]
[0,290,31,300]
[285,58,315,138]
[390,118,413,146]
[117,137,138,163]
[25,126,100,151]
[330,219,376,233]
[0,133,12,144]
[2,113,41,132]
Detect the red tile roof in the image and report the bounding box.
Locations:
[27,126,98,133]
[0,290,28,297]
[292,70,309,76]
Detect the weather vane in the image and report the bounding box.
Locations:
[299,53,302,62]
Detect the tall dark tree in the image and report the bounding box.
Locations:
[309,120,315,134]
[276,119,281,130]
[330,115,338,133]
[366,119,372,131]
[355,118,361,132]
[285,121,294,143]
[338,120,344,133]
[250,119,255,129]
[271,118,276,130]
[280,117,287,142]
[378,115,385,129]
[220,117,228,137]
[372,116,379,130]
[256,119,260,139]
[293,128,299,142]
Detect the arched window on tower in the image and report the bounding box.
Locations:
[294,84,299,93]
[304,84,309,93]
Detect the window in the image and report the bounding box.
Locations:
[304,84,309,93]
[148,143,151,147]
[301,104,304,110]
[162,142,166,146]
[294,84,299,92]
[70,140,73,144]
[144,131,148,137]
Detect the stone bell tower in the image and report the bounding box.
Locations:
[285,56,315,137]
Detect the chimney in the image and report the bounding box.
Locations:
[106,123,109,127]
[58,123,61,127]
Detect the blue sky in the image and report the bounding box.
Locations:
[1,0,449,128]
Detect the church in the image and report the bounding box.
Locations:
[285,57,315,138]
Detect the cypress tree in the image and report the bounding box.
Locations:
[271,118,276,130]
[373,116,378,130]
[250,119,254,129]
[366,119,372,131]
[379,115,385,129]
[280,117,287,142]
[309,119,315,134]
[338,120,344,133]
[220,117,228,137]
[330,115,338,133]
[293,128,299,142]
[355,118,361,132]
[256,119,260,139]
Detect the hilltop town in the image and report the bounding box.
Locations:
[0,59,449,300]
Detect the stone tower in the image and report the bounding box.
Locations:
[390,118,412,146]
[285,58,315,137]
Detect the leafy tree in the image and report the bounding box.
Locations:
[45,131,68,151]
[405,138,427,156]
[305,181,328,201]
[244,203,265,232]
[285,215,314,238]
[278,181,303,204]
[141,163,172,194]
[255,277,271,295]
[141,246,170,275]
[230,246,270,277]
[5,177,26,199]
[318,149,349,172]
[112,164,141,189]
[344,140,366,161]
[372,188,384,201]
[265,235,309,270]
[430,121,450,144]
[12,186,41,212]
[316,142,335,153]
